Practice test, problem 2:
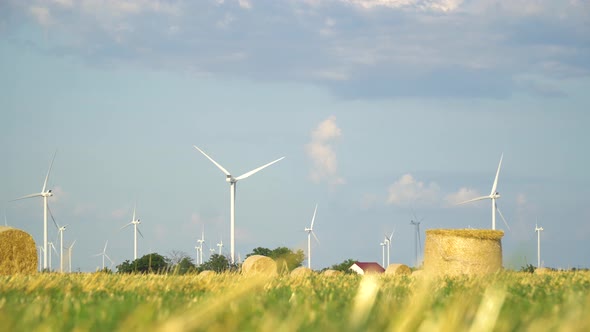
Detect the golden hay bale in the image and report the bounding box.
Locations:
[322,269,343,276]
[198,270,216,277]
[411,269,424,277]
[534,267,551,275]
[241,255,277,276]
[423,229,504,276]
[385,264,412,276]
[290,266,313,277]
[0,226,37,275]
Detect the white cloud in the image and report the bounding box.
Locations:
[386,174,440,206]
[305,116,345,186]
[238,0,252,9]
[342,0,464,12]
[29,6,53,26]
[445,187,483,206]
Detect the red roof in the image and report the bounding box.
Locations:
[352,262,385,273]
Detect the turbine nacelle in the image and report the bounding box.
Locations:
[42,190,53,198]
[490,192,501,199]
[226,175,236,183]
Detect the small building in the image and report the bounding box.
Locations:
[349,261,385,275]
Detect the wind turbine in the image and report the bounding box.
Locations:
[304,204,320,269]
[65,240,76,273]
[457,154,510,230]
[38,246,44,272]
[11,151,57,269]
[196,226,205,265]
[535,222,544,268]
[94,240,113,270]
[48,242,58,272]
[49,206,68,272]
[380,241,386,268]
[410,213,423,267]
[384,229,395,267]
[120,204,143,260]
[217,238,224,255]
[193,145,284,264]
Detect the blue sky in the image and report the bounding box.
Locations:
[1,0,589,271]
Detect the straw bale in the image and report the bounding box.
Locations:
[322,269,343,276]
[385,264,411,276]
[290,266,313,277]
[241,255,277,276]
[423,229,504,276]
[0,226,37,275]
[411,270,424,277]
[198,270,216,277]
[534,268,551,275]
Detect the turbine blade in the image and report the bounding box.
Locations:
[193,145,231,176]
[132,203,136,222]
[490,153,503,195]
[120,222,133,230]
[103,240,108,253]
[137,227,144,238]
[105,254,113,264]
[389,229,395,241]
[70,240,77,249]
[496,204,511,231]
[312,231,320,244]
[11,193,43,201]
[48,204,59,229]
[42,150,57,193]
[456,196,490,205]
[310,204,318,229]
[235,156,285,181]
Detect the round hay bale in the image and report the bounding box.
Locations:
[411,269,424,277]
[0,226,37,275]
[290,266,313,277]
[534,267,551,275]
[241,255,277,276]
[385,264,411,276]
[423,229,504,276]
[322,269,343,276]
[198,270,216,277]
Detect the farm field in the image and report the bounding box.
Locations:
[0,271,589,332]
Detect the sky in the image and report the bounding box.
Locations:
[1,0,589,272]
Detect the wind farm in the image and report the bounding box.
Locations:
[2,1,589,330]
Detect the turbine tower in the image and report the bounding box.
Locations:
[65,240,76,273]
[196,226,205,265]
[49,207,68,273]
[380,241,386,268]
[94,240,113,270]
[193,145,284,264]
[304,204,320,269]
[384,229,395,267]
[217,238,224,255]
[410,216,422,267]
[535,222,544,268]
[457,154,510,230]
[11,151,57,269]
[121,204,143,260]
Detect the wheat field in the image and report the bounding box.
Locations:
[0,271,589,331]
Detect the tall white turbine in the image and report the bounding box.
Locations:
[94,240,113,270]
[193,145,284,264]
[11,151,57,269]
[384,229,395,267]
[38,246,44,272]
[457,154,510,230]
[196,226,205,265]
[49,207,68,273]
[65,240,76,273]
[121,205,143,260]
[535,222,544,268]
[304,204,320,269]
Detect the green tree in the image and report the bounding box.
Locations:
[246,247,305,272]
[116,253,169,274]
[327,258,357,274]
[200,254,230,273]
[247,247,273,257]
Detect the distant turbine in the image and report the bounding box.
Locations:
[535,222,544,268]
[48,242,58,272]
[193,145,284,264]
[120,204,143,260]
[49,206,68,273]
[380,241,386,268]
[384,229,395,267]
[94,240,113,270]
[38,246,44,272]
[304,204,320,269]
[457,154,510,230]
[217,238,224,255]
[11,150,57,269]
[65,240,76,273]
[410,213,423,267]
[196,226,205,265]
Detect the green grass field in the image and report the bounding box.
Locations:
[1,271,589,331]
